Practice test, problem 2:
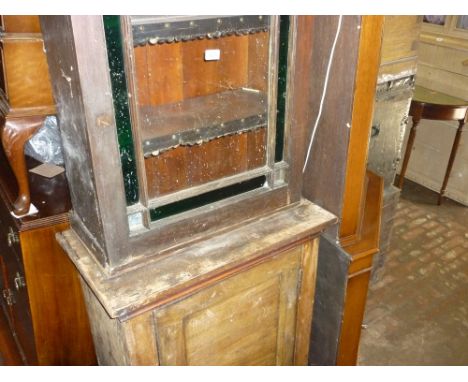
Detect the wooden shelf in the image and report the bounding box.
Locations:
[140,89,267,156]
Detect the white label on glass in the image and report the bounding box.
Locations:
[204,49,221,61]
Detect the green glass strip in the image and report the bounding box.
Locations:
[150,176,267,222]
[103,16,139,205]
[275,15,290,162]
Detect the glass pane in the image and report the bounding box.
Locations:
[456,15,468,30]
[150,176,266,221]
[275,15,289,162]
[423,15,446,26]
[130,16,270,198]
[103,16,140,206]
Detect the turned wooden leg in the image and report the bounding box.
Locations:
[396,117,420,189]
[1,115,46,215]
[438,119,465,205]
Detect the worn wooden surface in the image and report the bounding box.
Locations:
[301,16,361,238]
[42,16,317,272]
[41,15,129,269]
[133,33,268,106]
[122,310,159,365]
[58,200,335,319]
[293,239,319,365]
[80,237,319,365]
[286,17,313,204]
[81,282,128,365]
[140,89,265,142]
[155,244,303,365]
[302,16,386,366]
[308,235,351,365]
[145,129,266,197]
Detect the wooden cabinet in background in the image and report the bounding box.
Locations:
[0,152,96,365]
[0,15,56,216]
[400,15,468,206]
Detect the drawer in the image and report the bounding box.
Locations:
[416,64,468,101]
[0,230,23,329]
[1,16,42,33]
[380,16,421,64]
[1,39,54,110]
[5,252,36,364]
[418,42,468,77]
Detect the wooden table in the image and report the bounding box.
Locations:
[396,86,468,205]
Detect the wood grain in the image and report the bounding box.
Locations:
[153,244,303,365]
[293,238,319,365]
[134,34,265,107]
[122,310,159,365]
[339,16,384,243]
[146,43,184,105]
[338,171,384,365]
[145,129,265,197]
[57,200,335,319]
[2,16,42,33]
[20,223,97,365]
[81,282,127,365]
[301,16,362,235]
[0,305,23,365]
[336,271,372,365]
[2,40,55,110]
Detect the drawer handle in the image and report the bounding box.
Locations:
[2,288,16,306]
[14,272,26,290]
[7,227,19,247]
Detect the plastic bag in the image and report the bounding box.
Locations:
[24,116,64,165]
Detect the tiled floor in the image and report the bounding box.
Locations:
[358,180,468,365]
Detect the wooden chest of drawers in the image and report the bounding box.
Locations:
[0,15,56,217]
[0,152,96,365]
